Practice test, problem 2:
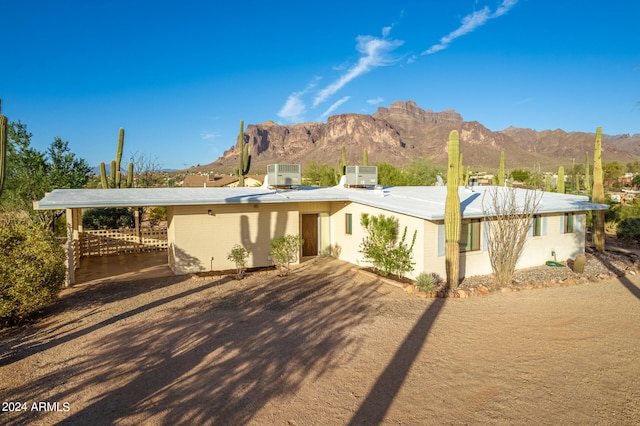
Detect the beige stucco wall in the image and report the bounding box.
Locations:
[168,199,586,280]
[427,213,587,280]
[168,203,299,274]
[330,201,426,279]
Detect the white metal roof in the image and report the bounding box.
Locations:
[34,182,608,221]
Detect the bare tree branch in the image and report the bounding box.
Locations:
[482,187,543,286]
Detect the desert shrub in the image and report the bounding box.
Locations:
[359,213,416,277]
[82,208,135,230]
[414,273,438,293]
[321,243,342,258]
[227,244,250,279]
[270,234,303,276]
[616,218,640,243]
[0,212,65,325]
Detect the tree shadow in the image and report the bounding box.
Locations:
[0,275,219,368]
[1,266,383,425]
[348,297,446,424]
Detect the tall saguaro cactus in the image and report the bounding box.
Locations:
[584,152,591,194]
[557,166,565,193]
[498,151,505,186]
[99,128,134,188]
[445,130,461,289]
[236,120,251,187]
[592,126,605,252]
[0,99,7,199]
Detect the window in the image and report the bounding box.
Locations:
[460,219,481,252]
[533,215,542,237]
[564,213,574,233]
[345,213,352,235]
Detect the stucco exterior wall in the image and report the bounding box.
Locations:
[330,201,426,279]
[168,203,299,274]
[426,212,587,280]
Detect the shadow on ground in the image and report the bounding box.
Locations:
[1,261,385,425]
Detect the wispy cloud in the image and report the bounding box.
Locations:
[277,80,318,122]
[320,96,352,118]
[422,0,518,55]
[367,97,384,105]
[201,132,219,140]
[313,34,404,107]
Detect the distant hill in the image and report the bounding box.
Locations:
[189,100,639,174]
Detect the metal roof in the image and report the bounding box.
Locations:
[34,183,608,221]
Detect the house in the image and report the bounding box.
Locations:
[35,176,608,286]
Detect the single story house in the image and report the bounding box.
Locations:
[35,176,608,286]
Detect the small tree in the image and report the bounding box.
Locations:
[270,234,303,276]
[482,186,542,286]
[359,213,417,277]
[227,244,250,280]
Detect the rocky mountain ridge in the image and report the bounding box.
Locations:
[200,101,639,174]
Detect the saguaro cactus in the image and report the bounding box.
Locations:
[363,148,368,166]
[545,174,551,192]
[584,152,591,194]
[557,166,565,193]
[498,151,505,186]
[236,120,251,187]
[0,99,7,199]
[444,130,461,289]
[592,127,605,252]
[99,127,134,188]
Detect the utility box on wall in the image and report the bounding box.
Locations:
[267,164,301,187]
[345,165,378,187]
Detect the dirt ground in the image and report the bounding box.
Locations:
[1,256,639,425]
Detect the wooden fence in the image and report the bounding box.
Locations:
[79,228,168,257]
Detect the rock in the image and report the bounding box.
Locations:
[500,287,512,293]
[404,285,415,294]
[457,289,468,298]
[477,285,490,295]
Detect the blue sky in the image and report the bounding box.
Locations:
[2,0,639,170]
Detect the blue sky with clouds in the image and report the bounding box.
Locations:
[2,0,639,170]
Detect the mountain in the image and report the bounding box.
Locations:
[194,101,638,174]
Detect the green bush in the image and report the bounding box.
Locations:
[359,213,417,277]
[414,273,438,293]
[616,218,640,243]
[227,244,250,279]
[270,235,303,276]
[0,212,65,325]
[82,208,135,230]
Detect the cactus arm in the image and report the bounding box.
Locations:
[110,160,117,188]
[127,162,134,188]
[99,162,108,189]
[115,128,124,187]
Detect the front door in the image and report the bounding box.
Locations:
[301,214,318,256]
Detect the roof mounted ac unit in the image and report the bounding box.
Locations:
[345,165,378,187]
[267,164,301,188]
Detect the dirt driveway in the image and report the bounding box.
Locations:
[1,257,639,425]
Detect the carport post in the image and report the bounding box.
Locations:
[64,208,78,287]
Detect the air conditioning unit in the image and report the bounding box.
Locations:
[345,165,378,187]
[267,164,301,187]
